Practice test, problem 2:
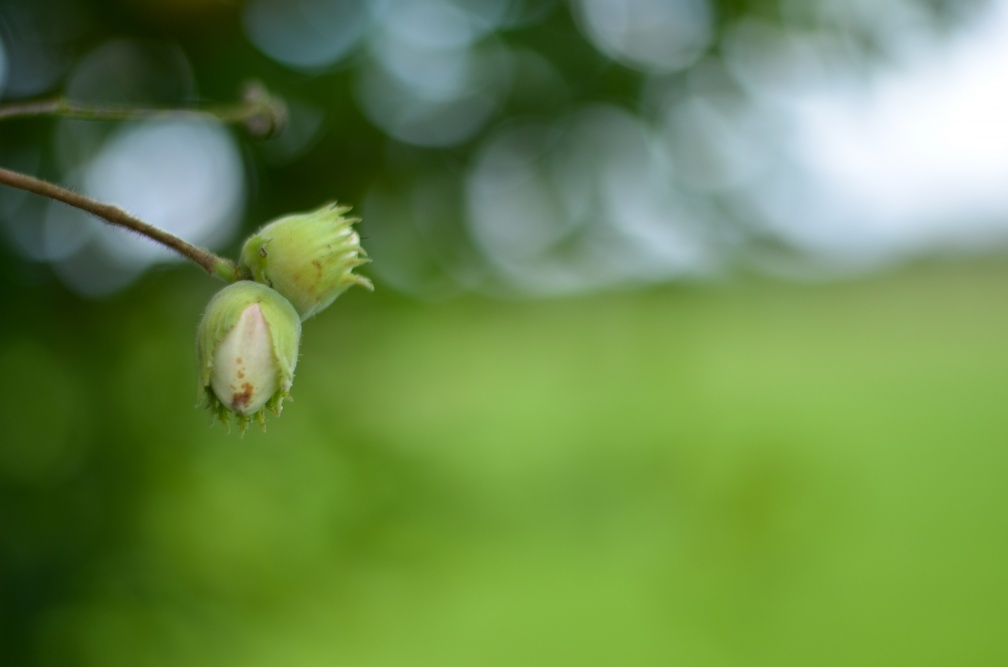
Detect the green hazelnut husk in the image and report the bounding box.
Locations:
[239,202,373,320]
[196,281,301,434]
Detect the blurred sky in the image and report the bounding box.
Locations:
[752,0,1008,267]
[1,0,1008,294]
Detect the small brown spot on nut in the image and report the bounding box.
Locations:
[231,382,254,411]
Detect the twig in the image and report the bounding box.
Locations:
[0,81,286,139]
[0,166,241,281]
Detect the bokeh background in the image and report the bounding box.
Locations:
[3,0,1008,664]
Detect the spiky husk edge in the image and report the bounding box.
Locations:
[199,385,292,436]
[239,202,375,320]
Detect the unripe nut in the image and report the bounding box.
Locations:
[196,281,301,432]
[239,202,373,320]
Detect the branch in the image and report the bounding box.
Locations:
[0,82,286,139]
[0,166,241,282]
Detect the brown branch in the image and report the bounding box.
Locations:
[0,166,240,281]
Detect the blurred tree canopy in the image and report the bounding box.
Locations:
[0,0,992,296]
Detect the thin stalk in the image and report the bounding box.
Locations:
[0,82,286,138]
[0,166,241,282]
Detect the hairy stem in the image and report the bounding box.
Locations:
[0,166,241,281]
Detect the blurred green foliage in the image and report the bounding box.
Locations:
[3,261,1008,665]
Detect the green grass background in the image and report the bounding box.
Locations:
[3,260,1008,666]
